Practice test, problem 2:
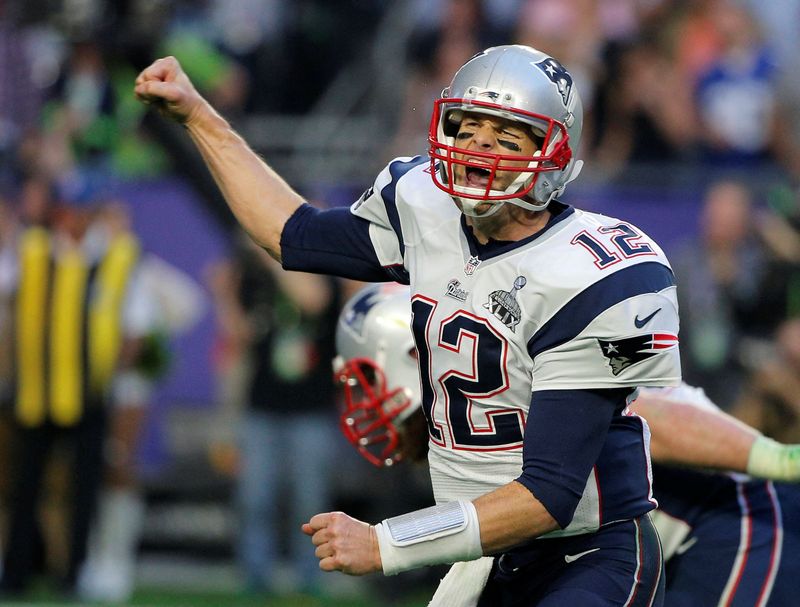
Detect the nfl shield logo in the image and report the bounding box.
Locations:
[464,256,481,276]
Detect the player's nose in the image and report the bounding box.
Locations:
[470,124,498,149]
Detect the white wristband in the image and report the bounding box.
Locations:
[374,500,483,576]
[747,435,800,481]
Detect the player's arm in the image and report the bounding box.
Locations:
[134,57,304,260]
[301,481,555,577]
[302,388,617,575]
[633,389,800,481]
[633,392,756,471]
[471,479,558,554]
[483,387,621,551]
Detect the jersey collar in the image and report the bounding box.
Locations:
[460,201,576,261]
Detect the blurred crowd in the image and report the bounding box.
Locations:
[3,0,800,191]
[1,0,800,603]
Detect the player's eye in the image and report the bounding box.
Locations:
[498,140,522,152]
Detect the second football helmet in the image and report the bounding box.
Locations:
[429,45,584,217]
[333,283,422,467]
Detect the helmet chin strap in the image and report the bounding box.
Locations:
[453,190,507,218]
[512,158,584,211]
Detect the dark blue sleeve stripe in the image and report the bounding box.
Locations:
[379,156,427,259]
[280,204,407,283]
[527,262,675,359]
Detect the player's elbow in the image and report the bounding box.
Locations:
[514,474,582,530]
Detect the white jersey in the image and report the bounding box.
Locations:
[351,157,681,533]
[282,155,682,534]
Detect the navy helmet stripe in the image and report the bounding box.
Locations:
[528,262,675,359]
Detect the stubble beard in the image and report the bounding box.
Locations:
[468,204,511,243]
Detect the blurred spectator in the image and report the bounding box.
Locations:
[207,231,341,596]
[748,188,800,330]
[39,38,118,183]
[16,174,58,228]
[26,19,170,185]
[77,200,207,602]
[206,0,290,114]
[670,0,724,81]
[672,180,770,408]
[0,186,148,596]
[385,0,499,159]
[731,317,800,443]
[693,2,783,172]
[279,0,386,114]
[590,4,699,175]
[744,0,800,178]
[592,36,697,176]
[0,2,42,170]
[514,0,602,128]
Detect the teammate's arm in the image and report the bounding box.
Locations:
[134,57,304,260]
[633,393,756,471]
[632,391,800,481]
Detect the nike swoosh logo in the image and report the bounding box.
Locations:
[634,308,662,328]
[674,536,697,555]
[564,548,600,563]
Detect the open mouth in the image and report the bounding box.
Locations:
[465,166,492,188]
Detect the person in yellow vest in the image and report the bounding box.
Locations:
[77,200,206,603]
[0,186,149,596]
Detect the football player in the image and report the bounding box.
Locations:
[136,45,679,604]
[334,283,800,606]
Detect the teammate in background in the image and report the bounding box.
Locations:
[135,45,680,604]
[333,283,800,607]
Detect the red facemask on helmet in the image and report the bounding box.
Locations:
[428,98,572,210]
[335,357,413,468]
[427,45,584,216]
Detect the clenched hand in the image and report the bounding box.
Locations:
[302,511,382,575]
[134,56,206,124]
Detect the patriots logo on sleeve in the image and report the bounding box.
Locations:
[598,333,679,376]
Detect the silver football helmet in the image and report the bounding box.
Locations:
[333,283,422,467]
[428,45,584,217]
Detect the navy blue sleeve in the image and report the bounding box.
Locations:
[280,204,409,283]
[515,388,629,528]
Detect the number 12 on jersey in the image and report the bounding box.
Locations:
[572,223,655,269]
[411,296,525,451]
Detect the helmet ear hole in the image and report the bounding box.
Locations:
[530,128,546,151]
[443,110,463,138]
